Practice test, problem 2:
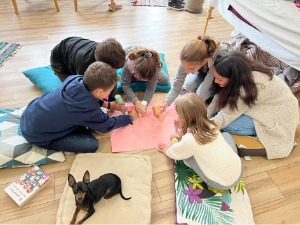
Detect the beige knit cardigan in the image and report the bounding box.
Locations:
[208,71,299,159]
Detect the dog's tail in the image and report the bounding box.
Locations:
[119,186,131,200]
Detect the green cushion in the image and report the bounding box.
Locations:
[22,53,171,94]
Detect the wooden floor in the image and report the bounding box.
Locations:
[1,0,300,224]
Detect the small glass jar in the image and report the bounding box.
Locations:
[115,94,123,103]
[141,100,147,112]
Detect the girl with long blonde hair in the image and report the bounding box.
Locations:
[158,93,242,190]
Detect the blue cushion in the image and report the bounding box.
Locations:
[116,53,171,93]
[22,53,171,94]
[23,65,62,93]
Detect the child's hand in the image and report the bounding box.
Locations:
[110,101,125,111]
[128,109,138,121]
[160,102,169,113]
[152,104,163,121]
[174,116,183,130]
[107,109,114,116]
[135,100,146,116]
[158,143,169,154]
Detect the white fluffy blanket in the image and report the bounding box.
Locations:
[213,0,300,70]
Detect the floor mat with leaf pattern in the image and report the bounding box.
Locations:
[174,160,255,224]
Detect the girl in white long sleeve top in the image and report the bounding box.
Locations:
[158,93,242,190]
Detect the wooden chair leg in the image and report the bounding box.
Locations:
[74,0,78,11]
[202,6,214,37]
[110,0,115,12]
[12,0,19,15]
[53,0,60,12]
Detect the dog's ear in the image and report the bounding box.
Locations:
[83,170,90,184]
[68,174,76,188]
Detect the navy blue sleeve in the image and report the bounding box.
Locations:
[83,110,132,133]
[98,99,104,107]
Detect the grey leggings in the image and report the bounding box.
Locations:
[183,132,242,190]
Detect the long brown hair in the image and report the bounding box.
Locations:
[213,51,273,110]
[175,93,219,145]
[180,35,219,64]
[128,48,162,80]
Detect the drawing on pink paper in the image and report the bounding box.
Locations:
[111,101,177,152]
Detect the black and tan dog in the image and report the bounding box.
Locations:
[68,170,131,225]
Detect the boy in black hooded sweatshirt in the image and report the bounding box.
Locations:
[50,36,125,101]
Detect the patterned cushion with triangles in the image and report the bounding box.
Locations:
[0,107,65,168]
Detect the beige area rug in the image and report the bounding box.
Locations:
[56,153,152,224]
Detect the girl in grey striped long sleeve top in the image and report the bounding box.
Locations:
[121,46,169,116]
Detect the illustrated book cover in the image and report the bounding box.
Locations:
[4,165,51,207]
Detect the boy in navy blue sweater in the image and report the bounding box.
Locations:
[21,62,137,153]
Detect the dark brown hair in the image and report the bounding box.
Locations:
[213,51,273,110]
[95,38,126,69]
[180,35,219,63]
[83,61,119,91]
[175,93,219,145]
[127,48,162,80]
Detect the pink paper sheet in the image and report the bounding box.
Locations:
[111,101,177,152]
